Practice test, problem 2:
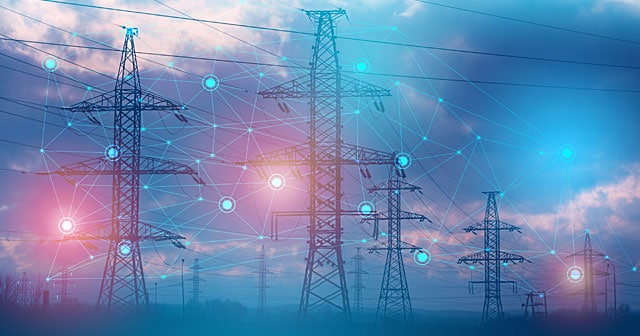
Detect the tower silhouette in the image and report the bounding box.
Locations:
[458,191,528,324]
[568,231,607,314]
[189,259,203,316]
[41,27,203,309]
[349,247,367,320]
[365,176,427,324]
[247,8,396,321]
[255,244,272,320]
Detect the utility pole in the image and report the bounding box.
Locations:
[181,258,185,319]
[16,272,31,309]
[254,245,272,321]
[349,247,367,321]
[568,231,607,315]
[364,176,428,324]
[458,191,528,324]
[189,259,203,317]
[247,8,399,322]
[40,27,204,310]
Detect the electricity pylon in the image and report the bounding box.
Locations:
[458,191,528,324]
[568,231,607,314]
[254,244,272,320]
[16,272,32,308]
[41,27,203,309]
[522,291,547,320]
[189,259,203,316]
[364,176,428,324]
[52,265,74,310]
[349,247,367,320]
[247,9,398,322]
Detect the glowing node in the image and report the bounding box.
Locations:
[559,145,575,162]
[358,201,375,217]
[456,150,462,155]
[39,148,44,153]
[67,122,72,127]
[469,265,475,270]
[202,74,220,91]
[567,265,584,283]
[46,277,51,282]
[414,249,432,266]
[432,238,438,243]
[394,152,412,169]
[198,197,203,202]
[353,58,370,74]
[502,262,508,267]
[268,174,285,191]
[218,196,236,213]
[57,217,76,235]
[438,98,443,103]
[117,240,133,257]
[361,239,367,243]
[476,135,481,140]
[89,255,94,260]
[422,136,427,141]
[550,250,556,255]
[380,232,387,236]
[258,235,264,240]
[105,145,120,161]
[42,57,59,72]
[185,241,191,246]
[633,267,637,272]
[161,275,167,280]
[166,140,171,145]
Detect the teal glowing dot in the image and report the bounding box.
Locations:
[422,136,427,141]
[198,197,203,202]
[247,128,253,133]
[185,241,191,246]
[105,145,120,160]
[567,266,584,283]
[168,62,174,68]
[355,110,360,114]
[141,127,146,132]
[166,140,171,145]
[414,250,431,265]
[358,201,375,217]
[40,148,44,153]
[268,174,285,191]
[559,145,576,162]
[585,229,590,234]
[469,266,475,270]
[361,239,367,243]
[395,153,412,169]
[476,135,481,140]
[259,72,264,77]
[71,32,77,37]
[380,232,387,236]
[202,74,220,91]
[213,124,218,128]
[196,159,201,164]
[143,185,149,189]
[438,98,443,103]
[219,196,236,213]
[161,275,167,280]
[361,204,371,214]
[633,267,637,272]
[210,153,215,158]
[67,122,72,127]
[538,151,544,155]
[86,86,92,91]
[45,59,56,69]
[550,250,556,255]
[500,192,505,197]
[281,56,288,61]
[605,255,609,260]
[502,262,508,267]
[432,238,438,243]
[456,150,461,155]
[117,240,132,257]
[258,235,264,240]
[353,59,369,74]
[394,80,400,86]
[391,26,397,31]
[125,75,131,80]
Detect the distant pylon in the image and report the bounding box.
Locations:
[189,259,203,316]
[568,230,607,314]
[349,247,367,319]
[458,191,528,324]
[53,265,74,310]
[40,27,203,310]
[254,244,272,320]
[522,291,547,320]
[365,175,428,324]
[16,272,32,308]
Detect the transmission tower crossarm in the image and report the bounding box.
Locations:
[61,90,187,113]
[457,251,530,264]
[245,143,398,167]
[257,75,390,100]
[462,221,522,233]
[59,222,186,248]
[369,239,421,252]
[38,156,205,185]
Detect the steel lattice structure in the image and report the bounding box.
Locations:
[458,191,528,324]
[248,9,396,322]
[568,231,607,314]
[349,247,367,319]
[365,176,427,324]
[41,28,202,309]
[255,244,272,320]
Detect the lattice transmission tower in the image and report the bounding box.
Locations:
[349,247,367,319]
[189,259,203,316]
[458,191,528,324]
[247,8,402,322]
[568,231,607,314]
[53,265,74,310]
[41,27,203,309]
[522,291,547,320]
[364,175,428,324]
[254,244,272,320]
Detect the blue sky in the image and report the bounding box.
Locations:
[0,0,639,317]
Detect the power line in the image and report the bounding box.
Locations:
[414,0,640,46]
[39,0,640,71]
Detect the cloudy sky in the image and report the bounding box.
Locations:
[0,0,639,318]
